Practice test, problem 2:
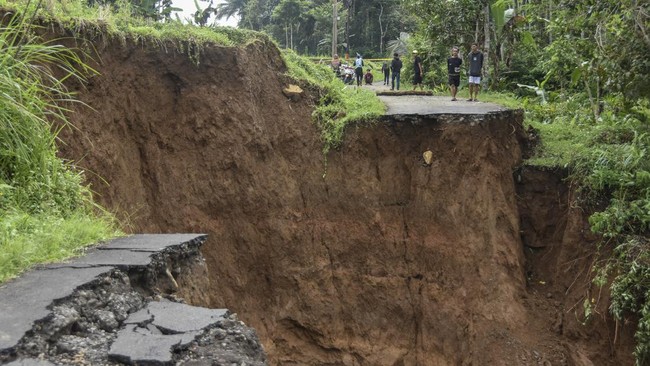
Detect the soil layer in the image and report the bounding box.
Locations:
[57,37,636,365]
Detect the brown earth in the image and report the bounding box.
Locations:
[55,35,637,365]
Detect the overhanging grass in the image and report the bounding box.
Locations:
[282,49,385,153]
[0,0,269,62]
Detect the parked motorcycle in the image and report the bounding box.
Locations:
[339,65,355,85]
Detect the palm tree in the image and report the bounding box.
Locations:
[387,32,409,56]
[215,0,246,21]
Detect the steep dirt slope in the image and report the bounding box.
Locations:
[56,37,636,365]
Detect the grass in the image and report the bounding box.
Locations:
[0,0,269,64]
[282,49,385,153]
[0,1,647,362]
[0,10,122,283]
[521,92,650,364]
[0,210,120,282]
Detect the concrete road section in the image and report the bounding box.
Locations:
[379,95,507,116]
[354,82,507,116]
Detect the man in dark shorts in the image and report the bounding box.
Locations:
[412,50,423,91]
[447,47,462,101]
[354,54,364,87]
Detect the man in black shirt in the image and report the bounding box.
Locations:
[390,53,403,90]
[447,47,462,101]
[467,43,484,102]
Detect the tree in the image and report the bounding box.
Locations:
[193,0,218,26]
[272,0,308,50]
[231,0,407,56]
[215,0,247,23]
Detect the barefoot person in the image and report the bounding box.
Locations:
[467,43,483,101]
[447,47,462,101]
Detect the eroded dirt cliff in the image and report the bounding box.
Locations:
[56,36,636,365]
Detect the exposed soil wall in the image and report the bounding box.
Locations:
[56,36,636,365]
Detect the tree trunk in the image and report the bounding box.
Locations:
[484,4,491,89]
[332,0,338,57]
[346,4,350,59]
[378,3,386,54]
[285,24,289,49]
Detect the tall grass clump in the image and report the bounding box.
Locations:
[0,11,121,283]
[282,49,385,153]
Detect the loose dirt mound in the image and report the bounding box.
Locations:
[57,37,636,365]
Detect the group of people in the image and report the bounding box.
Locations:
[447,43,484,101]
[380,50,423,91]
[331,54,375,87]
[330,42,485,101]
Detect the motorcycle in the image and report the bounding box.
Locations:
[339,65,356,85]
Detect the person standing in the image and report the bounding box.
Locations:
[447,47,462,101]
[390,53,403,91]
[467,43,484,102]
[381,61,390,85]
[412,50,424,91]
[354,54,364,87]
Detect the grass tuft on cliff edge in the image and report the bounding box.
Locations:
[282,49,385,153]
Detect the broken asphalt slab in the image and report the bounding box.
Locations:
[0,234,207,353]
[0,266,114,352]
[124,299,228,333]
[109,300,227,365]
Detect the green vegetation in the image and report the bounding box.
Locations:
[213,0,408,56]
[0,11,120,283]
[0,0,268,64]
[523,98,650,363]
[526,95,650,364]
[282,49,384,152]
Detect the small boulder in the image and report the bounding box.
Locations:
[283,84,303,101]
[423,150,433,165]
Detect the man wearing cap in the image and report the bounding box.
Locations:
[412,50,424,91]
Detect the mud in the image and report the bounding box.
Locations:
[51,34,637,365]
